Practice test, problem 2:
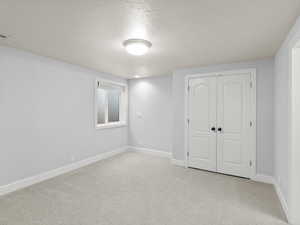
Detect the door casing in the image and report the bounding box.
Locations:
[184,69,256,179]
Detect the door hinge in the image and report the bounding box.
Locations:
[250,81,253,88]
[249,160,252,167]
[187,85,190,91]
[187,152,189,157]
[250,121,253,127]
[187,118,190,124]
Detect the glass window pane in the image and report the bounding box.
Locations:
[107,90,120,122]
[96,88,106,124]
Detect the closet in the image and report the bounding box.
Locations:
[186,70,256,178]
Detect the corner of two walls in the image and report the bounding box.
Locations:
[127,59,275,179]
[128,75,173,154]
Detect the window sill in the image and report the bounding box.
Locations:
[96,122,127,130]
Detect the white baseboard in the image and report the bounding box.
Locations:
[237,174,290,222]
[128,146,171,158]
[171,158,185,167]
[252,174,275,184]
[1,146,289,224]
[273,180,289,222]
[0,146,127,196]
[251,174,289,222]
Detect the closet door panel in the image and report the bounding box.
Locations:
[188,76,217,172]
[216,74,251,178]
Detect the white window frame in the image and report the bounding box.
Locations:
[95,78,128,129]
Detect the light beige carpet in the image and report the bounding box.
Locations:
[0,152,287,225]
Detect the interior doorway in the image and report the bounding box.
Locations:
[289,41,300,224]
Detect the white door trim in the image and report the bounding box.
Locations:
[184,68,257,179]
[287,37,300,224]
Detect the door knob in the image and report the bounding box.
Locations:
[218,127,222,132]
[211,127,216,132]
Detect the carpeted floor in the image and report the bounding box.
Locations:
[0,151,287,225]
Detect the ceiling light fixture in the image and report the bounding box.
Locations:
[123,39,152,56]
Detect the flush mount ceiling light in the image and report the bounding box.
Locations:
[123,39,152,56]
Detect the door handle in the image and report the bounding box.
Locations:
[211,127,216,132]
[217,127,222,132]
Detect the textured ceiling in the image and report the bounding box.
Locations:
[1,0,300,78]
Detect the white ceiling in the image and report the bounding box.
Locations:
[1,0,300,78]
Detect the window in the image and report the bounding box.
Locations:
[95,79,127,129]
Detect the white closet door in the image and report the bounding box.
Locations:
[216,74,251,178]
[188,77,217,172]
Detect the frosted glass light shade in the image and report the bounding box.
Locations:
[123,39,152,56]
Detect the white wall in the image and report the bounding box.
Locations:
[0,46,128,186]
[274,16,300,223]
[172,59,274,176]
[128,75,172,152]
